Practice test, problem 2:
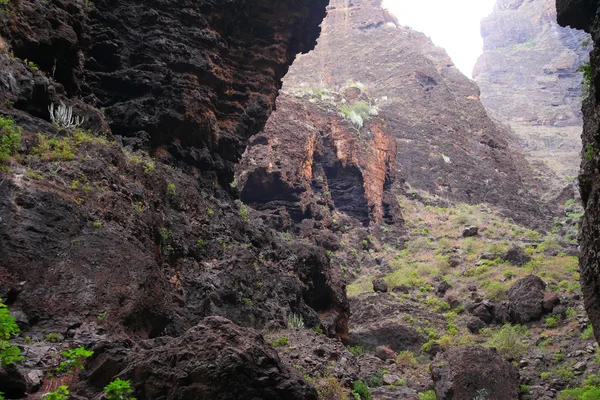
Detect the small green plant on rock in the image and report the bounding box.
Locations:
[0,300,23,367]
[270,336,289,347]
[352,380,372,400]
[287,313,305,329]
[582,325,595,340]
[105,378,136,400]
[545,316,559,328]
[56,346,93,374]
[482,324,528,360]
[42,386,69,400]
[418,390,436,400]
[167,182,176,197]
[348,345,366,357]
[0,116,21,164]
[586,144,595,161]
[578,61,592,98]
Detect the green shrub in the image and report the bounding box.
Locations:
[338,101,378,131]
[352,380,372,400]
[418,390,437,400]
[396,350,417,367]
[43,386,69,400]
[0,116,21,163]
[270,336,289,347]
[105,378,136,400]
[582,325,595,340]
[520,385,531,394]
[348,345,366,357]
[44,332,61,343]
[56,346,94,374]
[483,324,529,360]
[578,61,592,98]
[545,316,558,328]
[0,301,22,367]
[316,377,348,400]
[167,182,176,197]
[485,281,507,300]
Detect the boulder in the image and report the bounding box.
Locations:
[119,317,318,400]
[491,302,511,324]
[508,275,546,323]
[466,316,486,334]
[348,318,426,353]
[436,281,451,296]
[543,293,560,312]
[372,279,388,293]
[431,346,520,400]
[502,246,532,266]
[469,303,493,324]
[374,345,396,361]
[462,226,479,237]
[448,254,462,268]
[382,374,401,386]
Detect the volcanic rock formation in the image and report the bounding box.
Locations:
[264,0,556,229]
[474,0,591,126]
[474,0,591,182]
[0,0,350,397]
[557,0,600,344]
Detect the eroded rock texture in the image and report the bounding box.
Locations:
[431,346,520,400]
[0,0,347,397]
[276,0,555,228]
[236,92,400,231]
[0,0,328,182]
[475,0,591,126]
[557,0,600,343]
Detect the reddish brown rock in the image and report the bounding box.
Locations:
[374,345,396,361]
[237,93,400,229]
[281,0,557,228]
[543,293,561,312]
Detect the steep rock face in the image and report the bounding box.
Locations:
[474,0,591,126]
[0,0,328,183]
[557,0,600,343]
[278,0,555,228]
[236,92,400,231]
[0,0,348,397]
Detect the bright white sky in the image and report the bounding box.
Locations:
[382,0,496,78]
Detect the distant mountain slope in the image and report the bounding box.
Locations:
[250,0,556,228]
[474,0,591,126]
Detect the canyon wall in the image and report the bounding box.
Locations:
[475,0,591,183]
[0,0,350,397]
[250,0,556,230]
[556,0,600,343]
[475,0,590,126]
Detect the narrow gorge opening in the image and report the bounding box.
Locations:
[0,0,597,399]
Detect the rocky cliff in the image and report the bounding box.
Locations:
[474,0,591,184]
[0,0,351,398]
[475,0,591,126]
[557,0,600,344]
[256,0,556,229]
